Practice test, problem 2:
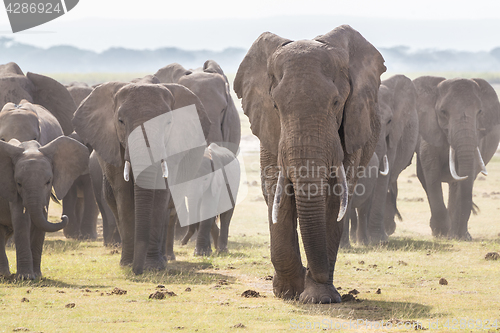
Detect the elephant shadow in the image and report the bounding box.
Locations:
[292,299,442,322]
[340,237,455,254]
[0,276,110,289]
[124,261,237,286]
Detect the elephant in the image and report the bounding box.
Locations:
[0,137,89,279]
[348,75,419,244]
[234,25,386,303]
[340,153,379,247]
[155,60,241,253]
[72,76,212,274]
[66,82,93,108]
[0,62,75,136]
[89,150,121,246]
[180,143,240,255]
[414,76,500,240]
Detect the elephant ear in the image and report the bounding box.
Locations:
[472,78,500,137]
[382,75,417,149]
[39,136,90,200]
[234,32,292,155]
[155,63,192,83]
[161,83,212,141]
[314,25,387,155]
[412,76,447,146]
[72,82,127,167]
[204,60,241,154]
[26,72,76,136]
[0,140,24,202]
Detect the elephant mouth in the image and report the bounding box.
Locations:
[271,163,349,224]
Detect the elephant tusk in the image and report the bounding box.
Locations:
[23,207,26,214]
[161,159,168,178]
[44,206,48,215]
[124,160,131,182]
[272,170,285,224]
[449,146,468,181]
[379,154,389,176]
[476,147,488,176]
[337,164,349,222]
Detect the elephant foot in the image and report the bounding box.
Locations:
[339,239,351,249]
[368,232,389,245]
[80,232,97,241]
[194,246,212,256]
[273,267,306,300]
[430,217,450,238]
[166,252,176,261]
[63,229,80,239]
[144,256,167,272]
[450,231,472,241]
[217,247,228,254]
[0,268,11,278]
[15,272,36,280]
[120,255,133,267]
[298,272,341,304]
[180,236,190,245]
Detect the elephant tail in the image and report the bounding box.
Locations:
[472,201,480,215]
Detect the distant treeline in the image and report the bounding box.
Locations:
[2,37,500,77]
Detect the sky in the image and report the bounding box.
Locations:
[1,0,500,52]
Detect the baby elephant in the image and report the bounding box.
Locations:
[181,143,240,256]
[0,137,89,279]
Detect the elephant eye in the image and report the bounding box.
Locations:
[118,118,124,124]
[1,138,4,141]
[440,110,448,116]
[17,182,21,187]
[46,180,51,185]
[387,119,392,125]
[477,110,482,115]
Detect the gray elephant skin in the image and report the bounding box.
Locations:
[414,76,500,240]
[343,75,419,245]
[155,60,241,256]
[234,25,386,303]
[0,137,89,279]
[72,77,211,274]
[180,143,240,255]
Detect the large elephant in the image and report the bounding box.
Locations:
[355,75,419,244]
[180,143,240,255]
[0,62,74,136]
[234,25,386,303]
[414,76,500,240]
[0,137,89,279]
[155,60,241,252]
[72,77,211,274]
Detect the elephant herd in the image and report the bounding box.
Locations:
[1,24,499,305]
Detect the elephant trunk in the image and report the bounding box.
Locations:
[25,196,67,232]
[132,183,156,275]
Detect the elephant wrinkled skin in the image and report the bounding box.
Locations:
[234,25,386,303]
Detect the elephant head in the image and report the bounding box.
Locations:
[235,25,385,223]
[154,60,241,155]
[66,82,94,108]
[72,78,211,274]
[413,76,500,180]
[0,137,89,232]
[0,62,76,135]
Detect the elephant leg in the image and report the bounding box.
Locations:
[106,171,135,267]
[0,225,11,277]
[165,208,176,261]
[299,178,342,304]
[79,175,99,240]
[30,224,45,278]
[339,206,352,248]
[367,173,390,244]
[62,184,80,239]
[144,190,168,270]
[181,222,197,245]
[10,201,34,279]
[211,219,220,250]
[356,204,371,246]
[217,209,233,253]
[449,180,473,240]
[194,217,215,256]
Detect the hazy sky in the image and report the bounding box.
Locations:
[1,0,500,52]
[55,0,500,20]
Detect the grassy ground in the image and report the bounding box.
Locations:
[1,73,499,332]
